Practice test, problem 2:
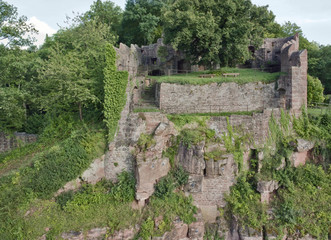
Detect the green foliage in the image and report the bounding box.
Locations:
[222,118,247,172]
[0,46,40,133]
[307,74,325,104]
[29,129,106,198]
[225,174,267,231]
[38,18,115,121]
[0,117,106,236]
[55,190,75,210]
[167,114,209,129]
[0,0,37,47]
[153,68,282,85]
[293,107,320,140]
[109,171,136,203]
[103,43,128,141]
[204,150,227,161]
[157,46,168,62]
[154,167,189,198]
[120,0,165,46]
[258,110,296,180]
[137,133,156,152]
[140,217,155,240]
[163,136,179,168]
[82,0,123,39]
[133,107,160,113]
[180,128,206,148]
[14,175,139,240]
[271,165,331,238]
[162,0,276,66]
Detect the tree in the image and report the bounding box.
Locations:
[0,0,37,47]
[307,75,324,105]
[0,44,40,132]
[120,0,166,46]
[162,0,276,67]
[82,0,123,39]
[39,18,115,121]
[312,45,331,94]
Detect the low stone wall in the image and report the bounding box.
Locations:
[156,82,279,114]
[0,132,38,153]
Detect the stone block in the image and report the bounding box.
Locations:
[185,175,203,193]
[297,139,314,152]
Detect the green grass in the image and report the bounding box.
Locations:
[133,107,160,113]
[152,68,283,85]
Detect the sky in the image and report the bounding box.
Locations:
[4,0,331,47]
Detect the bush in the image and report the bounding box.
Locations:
[307,74,324,105]
[154,167,188,198]
[110,171,136,203]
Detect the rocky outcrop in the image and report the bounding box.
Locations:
[257,180,279,204]
[290,138,314,167]
[153,221,189,240]
[177,142,206,175]
[135,118,178,205]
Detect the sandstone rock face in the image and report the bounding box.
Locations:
[109,228,136,240]
[188,221,204,240]
[61,231,84,240]
[135,156,171,202]
[287,138,314,168]
[297,139,314,152]
[291,151,309,167]
[257,180,279,204]
[153,221,189,240]
[135,117,178,204]
[177,142,206,175]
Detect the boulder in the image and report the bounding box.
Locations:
[297,139,314,152]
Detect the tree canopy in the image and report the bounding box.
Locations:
[0,0,37,47]
[162,0,276,66]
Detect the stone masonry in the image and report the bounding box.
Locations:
[155,34,307,115]
[0,132,37,153]
[156,82,279,114]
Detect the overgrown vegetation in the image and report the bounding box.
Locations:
[137,167,196,239]
[103,43,128,141]
[0,119,107,239]
[221,118,249,172]
[153,68,282,85]
[225,108,331,238]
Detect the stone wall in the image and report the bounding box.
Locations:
[278,34,307,114]
[114,43,141,78]
[208,109,279,146]
[0,132,37,153]
[156,82,279,114]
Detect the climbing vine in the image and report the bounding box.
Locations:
[103,43,128,141]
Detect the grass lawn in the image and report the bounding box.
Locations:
[151,67,283,85]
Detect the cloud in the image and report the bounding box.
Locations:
[28,16,57,47]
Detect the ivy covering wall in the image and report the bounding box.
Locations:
[103,43,129,141]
